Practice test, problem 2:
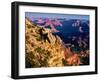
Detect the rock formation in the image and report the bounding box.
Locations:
[25,18,67,67]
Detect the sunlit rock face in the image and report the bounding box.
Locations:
[25,18,67,68]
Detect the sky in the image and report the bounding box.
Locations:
[25,12,89,20]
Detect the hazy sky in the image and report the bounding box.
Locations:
[25,12,89,20]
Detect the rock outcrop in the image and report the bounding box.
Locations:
[25,18,67,67]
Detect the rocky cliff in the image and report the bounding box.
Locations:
[25,18,68,68]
